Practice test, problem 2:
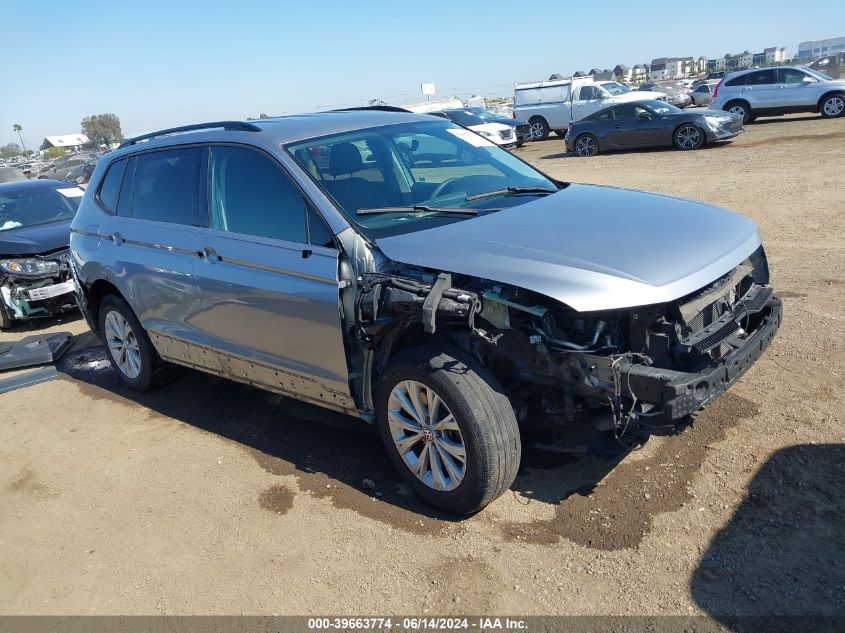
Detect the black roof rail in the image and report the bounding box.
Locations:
[332,106,411,113]
[119,121,261,148]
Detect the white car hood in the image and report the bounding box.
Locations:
[375,184,761,312]
[466,122,512,145]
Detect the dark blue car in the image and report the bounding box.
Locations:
[0,179,81,328]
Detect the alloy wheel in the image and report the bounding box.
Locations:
[729,105,746,118]
[676,125,702,149]
[575,135,597,156]
[104,310,142,379]
[823,97,844,117]
[529,122,545,139]
[387,380,466,492]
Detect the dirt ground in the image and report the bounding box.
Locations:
[1,113,843,621]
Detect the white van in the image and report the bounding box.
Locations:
[513,77,667,140]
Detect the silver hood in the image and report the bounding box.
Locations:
[375,184,761,312]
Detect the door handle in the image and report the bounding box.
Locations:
[198,246,220,261]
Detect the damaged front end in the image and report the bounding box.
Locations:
[351,245,780,442]
[0,249,77,327]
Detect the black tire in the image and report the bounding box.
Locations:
[375,347,521,515]
[528,116,550,141]
[724,100,752,125]
[98,294,173,391]
[573,133,599,157]
[0,300,12,330]
[819,93,845,118]
[554,130,567,138]
[673,124,705,150]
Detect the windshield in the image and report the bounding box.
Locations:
[466,108,505,122]
[804,68,833,81]
[642,100,683,114]
[441,110,486,127]
[286,119,557,239]
[601,82,630,95]
[0,184,82,231]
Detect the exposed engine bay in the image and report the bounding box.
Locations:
[345,244,781,443]
[0,249,77,326]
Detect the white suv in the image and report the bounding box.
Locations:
[711,66,845,123]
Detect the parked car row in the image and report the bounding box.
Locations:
[513,76,668,140]
[557,64,845,157]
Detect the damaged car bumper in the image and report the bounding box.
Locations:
[0,251,78,325]
[626,293,781,425]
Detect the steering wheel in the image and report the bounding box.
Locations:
[430,175,510,201]
[430,177,466,200]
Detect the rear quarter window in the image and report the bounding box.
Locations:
[96,158,128,213]
[129,148,203,226]
[725,74,748,87]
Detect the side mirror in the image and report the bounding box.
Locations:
[411,139,420,151]
[802,76,816,83]
[638,113,652,120]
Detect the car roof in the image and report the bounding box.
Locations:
[109,110,437,160]
[0,178,74,194]
[728,65,803,76]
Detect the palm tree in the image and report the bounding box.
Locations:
[12,124,26,153]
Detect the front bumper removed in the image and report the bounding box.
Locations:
[626,295,782,422]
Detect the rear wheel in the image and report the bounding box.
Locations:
[528,116,550,141]
[724,100,751,124]
[820,94,845,118]
[574,133,599,157]
[375,347,520,515]
[554,130,567,138]
[674,124,705,150]
[98,295,173,391]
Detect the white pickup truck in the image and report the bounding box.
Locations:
[513,77,667,140]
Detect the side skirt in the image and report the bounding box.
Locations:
[149,331,361,417]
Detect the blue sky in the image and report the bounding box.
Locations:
[2,0,843,148]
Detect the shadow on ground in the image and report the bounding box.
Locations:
[539,140,733,161]
[691,444,845,633]
[55,337,758,550]
[54,339,635,531]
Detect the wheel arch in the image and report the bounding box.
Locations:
[723,98,750,112]
[817,90,845,112]
[81,277,126,335]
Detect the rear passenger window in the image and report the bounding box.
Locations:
[130,148,203,225]
[746,70,776,85]
[97,158,127,213]
[209,145,308,243]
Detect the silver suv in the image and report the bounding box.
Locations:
[711,65,845,123]
[70,111,781,514]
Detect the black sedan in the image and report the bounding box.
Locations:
[564,100,743,157]
[0,179,81,328]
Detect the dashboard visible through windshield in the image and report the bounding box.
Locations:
[286,120,558,239]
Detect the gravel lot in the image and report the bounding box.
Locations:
[1,113,843,621]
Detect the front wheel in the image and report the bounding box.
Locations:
[574,133,599,157]
[820,94,845,118]
[98,295,174,391]
[674,124,705,150]
[375,347,520,515]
